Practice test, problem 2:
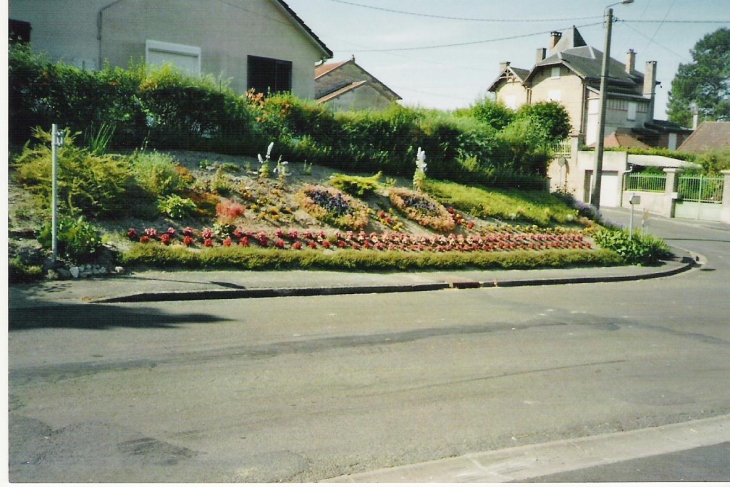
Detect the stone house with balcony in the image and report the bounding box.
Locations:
[8,0,333,100]
[488,26,693,207]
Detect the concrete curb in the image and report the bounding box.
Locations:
[322,414,730,483]
[89,255,697,304]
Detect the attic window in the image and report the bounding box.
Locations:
[248,56,292,95]
[551,66,561,79]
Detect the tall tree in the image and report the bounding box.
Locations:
[667,28,730,127]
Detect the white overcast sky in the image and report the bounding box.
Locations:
[286,0,730,121]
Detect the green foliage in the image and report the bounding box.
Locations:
[157,194,197,219]
[424,179,578,226]
[121,243,622,271]
[37,216,103,263]
[696,149,730,175]
[13,128,134,217]
[496,118,553,176]
[456,96,515,130]
[130,150,187,197]
[515,102,571,145]
[329,171,383,196]
[668,28,730,127]
[8,257,44,284]
[594,229,672,266]
[85,123,116,155]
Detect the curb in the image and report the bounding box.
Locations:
[89,255,697,304]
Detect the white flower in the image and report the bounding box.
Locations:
[266,142,274,159]
[274,161,289,174]
[416,147,427,172]
[258,154,264,164]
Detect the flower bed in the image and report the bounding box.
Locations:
[388,188,456,232]
[294,184,369,230]
[127,225,591,253]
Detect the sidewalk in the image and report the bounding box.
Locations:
[8,247,699,309]
[322,415,730,482]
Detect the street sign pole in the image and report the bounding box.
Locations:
[51,124,64,264]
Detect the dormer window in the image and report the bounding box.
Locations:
[551,67,561,79]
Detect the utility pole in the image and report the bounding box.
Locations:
[590,0,634,210]
[51,124,65,264]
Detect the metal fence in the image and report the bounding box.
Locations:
[623,173,666,193]
[678,175,724,203]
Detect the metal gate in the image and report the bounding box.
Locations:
[675,175,725,221]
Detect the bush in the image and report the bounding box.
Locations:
[594,229,672,265]
[9,257,44,284]
[13,128,134,218]
[158,194,198,219]
[329,172,383,197]
[130,151,187,197]
[37,216,104,263]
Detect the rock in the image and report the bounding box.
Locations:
[58,268,72,278]
[69,267,80,278]
[99,267,108,275]
[114,266,125,275]
[46,269,60,280]
[80,272,91,278]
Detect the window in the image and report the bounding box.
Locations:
[9,19,31,44]
[627,102,637,121]
[248,56,292,94]
[551,66,561,79]
[146,40,201,76]
[548,90,562,102]
[504,95,517,110]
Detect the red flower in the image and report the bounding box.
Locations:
[233,228,244,238]
[204,238,214,247]
[140,235,150,244]
[239,237,250,247]
[183,227,195,237]
[322,241,331,249]
[467,221,474,229]
[308,241,317,249]
[275,239,285,249]
[202,228,213,239]
[292,241,302,250]
[337,241,346,248]
[288,230,299,240]
[160,233,171,245]
[223,237,232,247]
[183,236,194,246]
[127,228,138,240]
[167,227,177,236]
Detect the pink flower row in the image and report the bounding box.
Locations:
[128,227,591,252]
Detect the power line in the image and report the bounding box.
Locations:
[350,23,604,52]
[323,0,603,22]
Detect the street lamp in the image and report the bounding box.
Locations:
[590,0,634,210]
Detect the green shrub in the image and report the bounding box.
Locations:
[157,194,197,219]
[594,229,672,265]
[9,257,44,284]
[329,172,383,196]
[37,216,103,263]
[121,243,623,271]
[13,128,134,218]
[130,151,187,197]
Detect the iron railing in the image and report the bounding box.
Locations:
[678,175,724,203]
[623,173,666,193]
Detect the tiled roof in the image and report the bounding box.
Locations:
[486,65,530,92]
[315,59,350,79]
[317,80,368,103]
[587,130,651,149]
[678,121,730,153]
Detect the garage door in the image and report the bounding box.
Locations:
[599,171,620,207]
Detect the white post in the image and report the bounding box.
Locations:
[51,123,59,264]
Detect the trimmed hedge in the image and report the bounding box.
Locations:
[121,244,624,271]
[10,43,549,188]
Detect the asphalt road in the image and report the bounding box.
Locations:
[8,210,730,482]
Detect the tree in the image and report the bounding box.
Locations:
[667,28,730,128]
[457,96,515,131]
[514,101,571,145]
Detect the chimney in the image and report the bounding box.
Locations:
[499,61,511,72]
[626,49,636,73]
[643,61,657,120]
[536,48,546,63]
[550,31,562,51]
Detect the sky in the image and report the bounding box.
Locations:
[285,0,730,121]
